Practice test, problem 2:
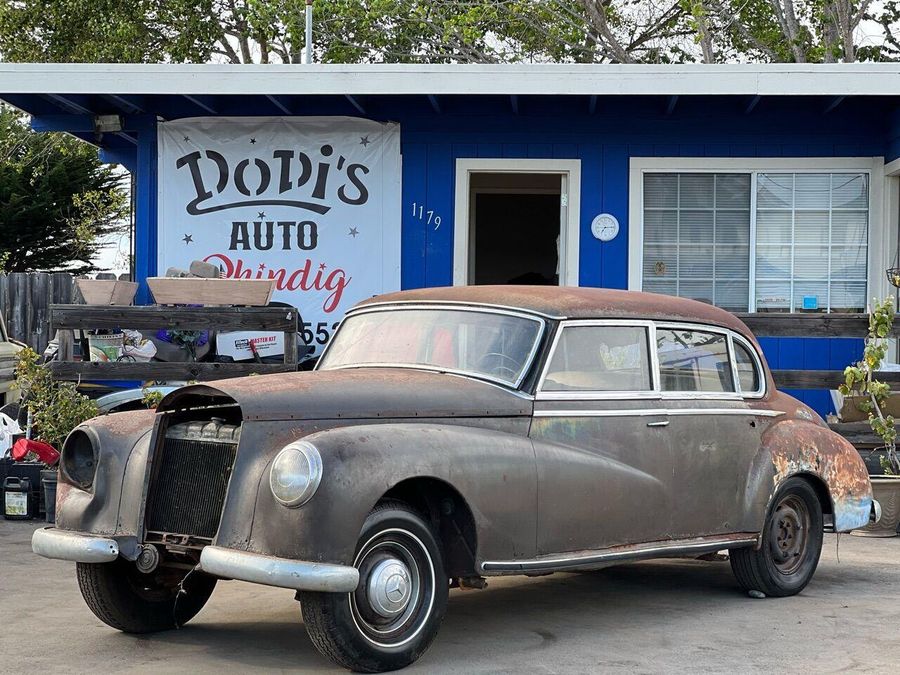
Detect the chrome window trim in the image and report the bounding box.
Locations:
[317,304,547,391]
[730,332,767,399]
[536,319,657,401]
[654,321,739,397]
[532,408,784,418]
[536,318,768,403]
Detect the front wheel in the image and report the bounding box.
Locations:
[730,477,824,597]
[300,501,448,673]
[76,558,217,633]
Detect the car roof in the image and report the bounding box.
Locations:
[357,286,757,342]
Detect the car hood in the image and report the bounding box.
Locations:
[158,367,533,421]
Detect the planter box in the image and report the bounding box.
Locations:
[838,393,900,423]
[147,278,275,306]
[76,279,138,306]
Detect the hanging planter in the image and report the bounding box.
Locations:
[887,249,900,288]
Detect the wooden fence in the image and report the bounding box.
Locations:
[0,272,76,354]
[735,313,896,389]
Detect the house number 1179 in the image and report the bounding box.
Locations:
[411,202,442,230]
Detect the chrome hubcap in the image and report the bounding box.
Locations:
[367,558,412,618]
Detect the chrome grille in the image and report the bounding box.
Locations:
[145,419,240,541]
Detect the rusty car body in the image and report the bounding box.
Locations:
[33,286,878,672]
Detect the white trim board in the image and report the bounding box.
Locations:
[628,156,885,306]
[453,159,581,287]
[3,63,900,96]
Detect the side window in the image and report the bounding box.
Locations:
[542,326,652,392]
[733,339,761,394]
[656,328,735,393]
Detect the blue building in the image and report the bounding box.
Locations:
[2,63,899,414]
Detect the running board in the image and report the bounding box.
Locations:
[480,533,759,574]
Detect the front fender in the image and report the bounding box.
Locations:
[56,409,156,537]
[240,421,536,566]
[744,419,872,533]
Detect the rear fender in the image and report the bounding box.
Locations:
[744,419,872,533]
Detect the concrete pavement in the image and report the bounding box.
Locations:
[2,520,899,673]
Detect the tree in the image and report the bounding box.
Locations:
[0,1,695,65]
[693,1,897,63]
[0,1,895,66]
[0,105,128,273]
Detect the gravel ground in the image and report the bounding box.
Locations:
[2,519,899,674]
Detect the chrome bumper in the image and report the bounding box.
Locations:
[199,545,359,593]
[32,527,119,563]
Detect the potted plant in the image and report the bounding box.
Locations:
[14,347,99,523]
[839,297,900,536]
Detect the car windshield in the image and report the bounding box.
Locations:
[318,307,543,386]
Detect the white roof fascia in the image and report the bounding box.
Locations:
[0,63,898,97]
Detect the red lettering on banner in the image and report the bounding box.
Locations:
[204,253,352,313]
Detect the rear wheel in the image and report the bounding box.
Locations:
[730,477,823,597]
[301,501,448,673]
[76,558,216,633]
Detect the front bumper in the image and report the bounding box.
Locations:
[199,545,359,593]
[32,527,119,563]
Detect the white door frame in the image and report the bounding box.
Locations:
[453,158,581,286]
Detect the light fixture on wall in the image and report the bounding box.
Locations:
[93,114,123,144]
[93,114,123,134]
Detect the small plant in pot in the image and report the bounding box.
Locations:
[839,297,900,536]
[14,347,99,523]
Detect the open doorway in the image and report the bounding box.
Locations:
[453,159,581,287]
[470,173,561,285]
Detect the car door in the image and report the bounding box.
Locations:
[654,323,765,538]
[529,321,676,555]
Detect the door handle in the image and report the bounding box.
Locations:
[646,420,669,427]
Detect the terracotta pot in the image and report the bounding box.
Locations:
[852,475,900,537]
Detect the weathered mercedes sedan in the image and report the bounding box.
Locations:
[33,286,877,672]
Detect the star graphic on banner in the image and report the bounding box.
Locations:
[258,263,266,271]
[250,138,257,144]
[257,211,266,219]
[318,263,327,271]
[359,136,371,147]
[182,234,193,245]
[348,227,359,238]
[182,136,190,143]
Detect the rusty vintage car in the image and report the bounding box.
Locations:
[33,286,879,672]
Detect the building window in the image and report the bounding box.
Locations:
[755,173,868,313]
[641,171,868,313]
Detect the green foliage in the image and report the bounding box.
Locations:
[14,347,99,450]
[839,297,900,474]
[0,0,896,64]
[0,105,128,273]
[140,387,164,409]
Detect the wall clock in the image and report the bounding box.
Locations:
[591,213,619,242]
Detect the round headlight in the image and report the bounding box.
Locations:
[270,441,322,507]
[61,428,98,490]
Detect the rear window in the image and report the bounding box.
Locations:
[656,328,735,393]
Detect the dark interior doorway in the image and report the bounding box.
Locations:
[470,173,561,285]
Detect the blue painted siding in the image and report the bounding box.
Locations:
[115,95,889,415]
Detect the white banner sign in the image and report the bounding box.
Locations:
[157,116,401,350]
